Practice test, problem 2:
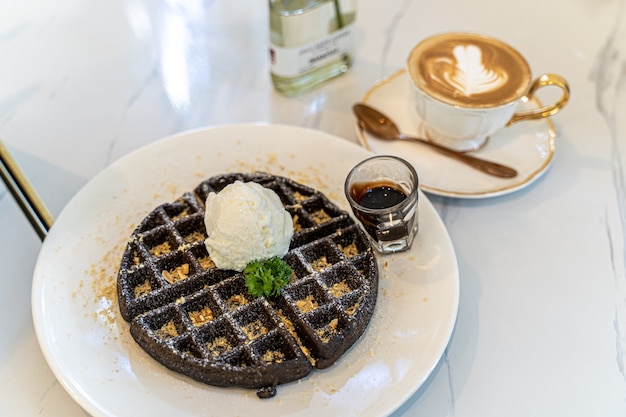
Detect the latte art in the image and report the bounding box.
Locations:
[408,33,531,108]
[449,44,507,96]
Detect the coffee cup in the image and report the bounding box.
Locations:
[406,32,570,152]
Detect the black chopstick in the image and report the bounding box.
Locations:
[0,139,53,240]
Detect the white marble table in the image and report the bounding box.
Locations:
[1,0,625,416]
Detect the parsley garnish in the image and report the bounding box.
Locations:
[244,257,293,298]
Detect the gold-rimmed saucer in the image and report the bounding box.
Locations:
[357,69,556,199]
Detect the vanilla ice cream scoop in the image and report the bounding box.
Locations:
[203,181,294,271]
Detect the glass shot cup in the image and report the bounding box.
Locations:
[344,155,419,254]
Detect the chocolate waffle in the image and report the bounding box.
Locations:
[116,173,379,398]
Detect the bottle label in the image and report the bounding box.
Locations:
[270,23,354,78]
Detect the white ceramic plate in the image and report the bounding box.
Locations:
[32,125,459,417]
[358,70,556,198]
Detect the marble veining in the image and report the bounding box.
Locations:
[380,0,414,78]
[444,350,457,415]
[592,0,626,392]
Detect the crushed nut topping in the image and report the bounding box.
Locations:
[207,336,231,356]
[292,214,302,232]
[226,294,248,310]
[184,231,205,243]
[189,306,214,326]
[155,320,178,339]
[162,263,190,283]
[292,191,310,202]
[311,209,331,224]
[134,280,152,298]
[132,251,142,266]
[198,256,216,269]
[150,242,171,257]
[171,209,189,222]
[315,318,339,343]
[262,350,285,364]
[242,320,268,340]
[346,303,359,315]
[296,294,319,313]
[339,242,359,258]
[311,256,330,271]
[330,281,352,297]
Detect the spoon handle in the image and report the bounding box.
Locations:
[400,134,518,178]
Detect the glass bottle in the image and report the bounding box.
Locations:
[269,0,357,96]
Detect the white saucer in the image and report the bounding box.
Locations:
[357,70,557,199]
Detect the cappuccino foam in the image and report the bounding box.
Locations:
[408,33,531,108]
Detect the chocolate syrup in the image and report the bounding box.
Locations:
[349,181,407,209]
[349,181,409,242]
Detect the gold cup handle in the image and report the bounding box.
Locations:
[507,73,570,126]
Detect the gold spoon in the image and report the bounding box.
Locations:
[353,103,518,178]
